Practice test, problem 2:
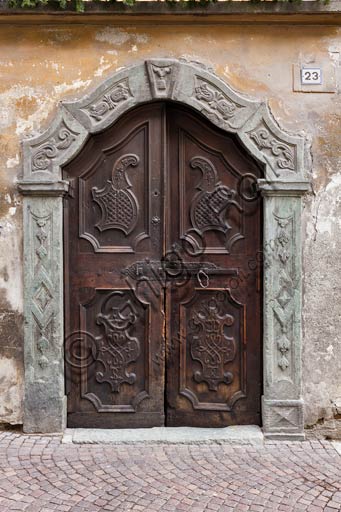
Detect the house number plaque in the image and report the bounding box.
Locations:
[301,68,322,85]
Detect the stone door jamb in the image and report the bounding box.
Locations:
[18,59,310,439]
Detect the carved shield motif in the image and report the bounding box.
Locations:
[92,154,139,234]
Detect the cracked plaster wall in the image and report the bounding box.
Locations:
[0,22,340,428]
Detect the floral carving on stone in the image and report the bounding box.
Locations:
[85,79,132,122]
[193,78,244,125]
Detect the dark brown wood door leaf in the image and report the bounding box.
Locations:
[63,102,263,429]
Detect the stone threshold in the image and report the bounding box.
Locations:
[62,425,264,445]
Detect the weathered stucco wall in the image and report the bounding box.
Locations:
[0,21,340,430]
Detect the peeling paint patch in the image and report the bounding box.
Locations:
[94,56,114,78]
[0,218,23,313]
[0,84,55,135]
[0,357,23,425]
[95,27,131,46]
[6,155,19,169]
[54,79,92,95]
[95,27,149,47]
[135,34,149,44]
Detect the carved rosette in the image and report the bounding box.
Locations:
[272,214,295,374]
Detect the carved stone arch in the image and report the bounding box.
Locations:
[18,59,310,439]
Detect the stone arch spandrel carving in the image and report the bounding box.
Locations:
[18,58,310,439]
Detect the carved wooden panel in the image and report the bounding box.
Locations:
[79,289,149,412]
[167,110,261,256]
[181,288,244,406]
[77,123,151,253]
[92,154,139,235]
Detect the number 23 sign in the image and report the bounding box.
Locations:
[301,68,322,85]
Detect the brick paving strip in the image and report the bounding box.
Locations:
[0,431,340,512]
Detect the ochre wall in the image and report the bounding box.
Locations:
[0,21,340,429]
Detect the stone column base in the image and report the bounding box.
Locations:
[24,390,67,433]
[262,397,305,441]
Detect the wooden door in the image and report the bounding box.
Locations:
[64,102,262,428]
[64,103,166,428]
[165,105,262,427]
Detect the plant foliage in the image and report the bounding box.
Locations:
[8,0,329,14]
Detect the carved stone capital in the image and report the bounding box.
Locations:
[258,179,311,196]
[18,180,69,197]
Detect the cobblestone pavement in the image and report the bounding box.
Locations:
[0,432,340,512]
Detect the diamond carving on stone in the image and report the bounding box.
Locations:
[272,215,295,373]
[30,213,55,372]
[92,154,139,235]
[34,283,53,313]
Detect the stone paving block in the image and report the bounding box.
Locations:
[0,432,340,511]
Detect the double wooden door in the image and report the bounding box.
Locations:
[64,102,262,428]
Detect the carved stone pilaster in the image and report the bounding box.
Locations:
[259,181,309,440]
[21,184,67,432]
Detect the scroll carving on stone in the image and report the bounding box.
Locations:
[272,214,295,373]
[189,156,243,251]
[188,293,236,391]
[193,78,244,125]
[32,123,79,172]
[146,60,178,98]
[86,79,132,122]
[248,126,295,173]
[92,154,139,235]
[95,291,141,393]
